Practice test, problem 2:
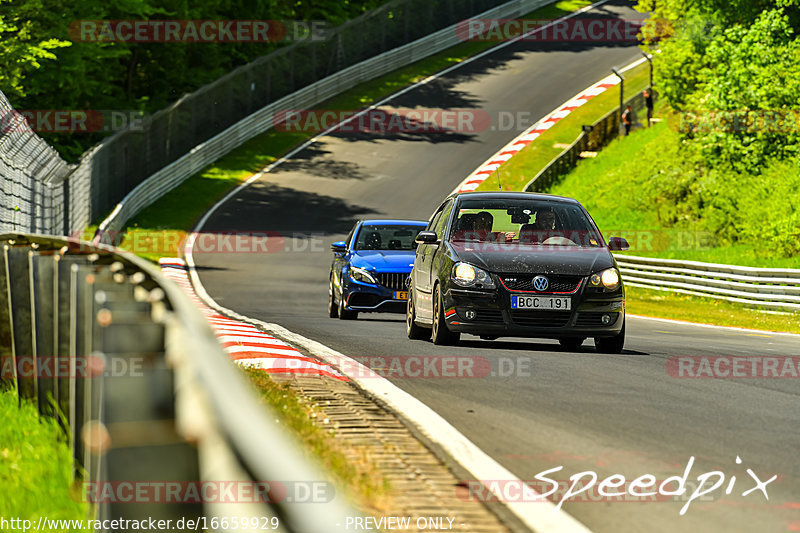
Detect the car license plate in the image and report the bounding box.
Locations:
[394,291,409,300]
[511,295,571,310]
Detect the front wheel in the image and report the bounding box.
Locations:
[595,321,625,354]
[338,291,358,320]
[328,279,339,318]
[406,289,430,340]
[432,285,460,346]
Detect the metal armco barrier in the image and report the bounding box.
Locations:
[0,233,372,532]
[615,254,800,312]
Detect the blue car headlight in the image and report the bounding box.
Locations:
[452,262,495,289]
[349,266,377,284]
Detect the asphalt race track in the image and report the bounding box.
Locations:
[192,1,800,531]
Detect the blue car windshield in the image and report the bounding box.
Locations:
[354,225,422,250]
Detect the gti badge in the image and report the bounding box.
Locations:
[532,275,549,292]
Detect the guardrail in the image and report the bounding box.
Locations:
[0,233,371,532]
[98,0,552,235]
[615,254,800,312]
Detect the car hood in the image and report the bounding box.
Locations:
[449,243,613,276]
[351,250,416,271]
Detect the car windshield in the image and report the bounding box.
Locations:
[449,199,603,248]
[354,224,423,250]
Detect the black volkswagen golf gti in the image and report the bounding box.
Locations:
[406,192,629,353]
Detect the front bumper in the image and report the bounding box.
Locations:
[343,283,408,313]
[442,284,624,339]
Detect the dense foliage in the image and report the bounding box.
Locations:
[0,0,387,158]
[633,0,800,258]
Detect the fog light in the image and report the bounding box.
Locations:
[465,309,477,320]
[601,314,612,325]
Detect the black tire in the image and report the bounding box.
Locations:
[406,288,430,340]
[595,321,625,354]
[328,279,339,318]
[559,337,585,351]
[432,284,460,346]
[338,291,358,320]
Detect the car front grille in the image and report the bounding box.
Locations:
[511,310,572,328]
[499,274,582,293]
[376,272,408,291]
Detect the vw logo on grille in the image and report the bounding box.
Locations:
[532,275,549,292]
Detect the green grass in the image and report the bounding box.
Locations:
[0,387,88,525]
[243,370,391,513]
[476,61,652,191]
[626,285,800,334]
[114,0,593,262]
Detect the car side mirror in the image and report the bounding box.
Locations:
[415,231,438,244]
[607,237,629,251]
[331,241,347,254]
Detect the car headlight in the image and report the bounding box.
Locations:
[349,267,377,284]
[590,268,620,290]
[452,262,495,289]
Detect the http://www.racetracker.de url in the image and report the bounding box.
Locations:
[0,516,282,531]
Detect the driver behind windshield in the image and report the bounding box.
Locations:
[469,211,515,242]
[533,209,556,230]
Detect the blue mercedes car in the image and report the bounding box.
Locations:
[329,219,427,319]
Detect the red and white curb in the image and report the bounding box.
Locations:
[159,258,348,381]
[453,57,647,193]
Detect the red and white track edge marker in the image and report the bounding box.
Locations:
[159,258,348,381]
